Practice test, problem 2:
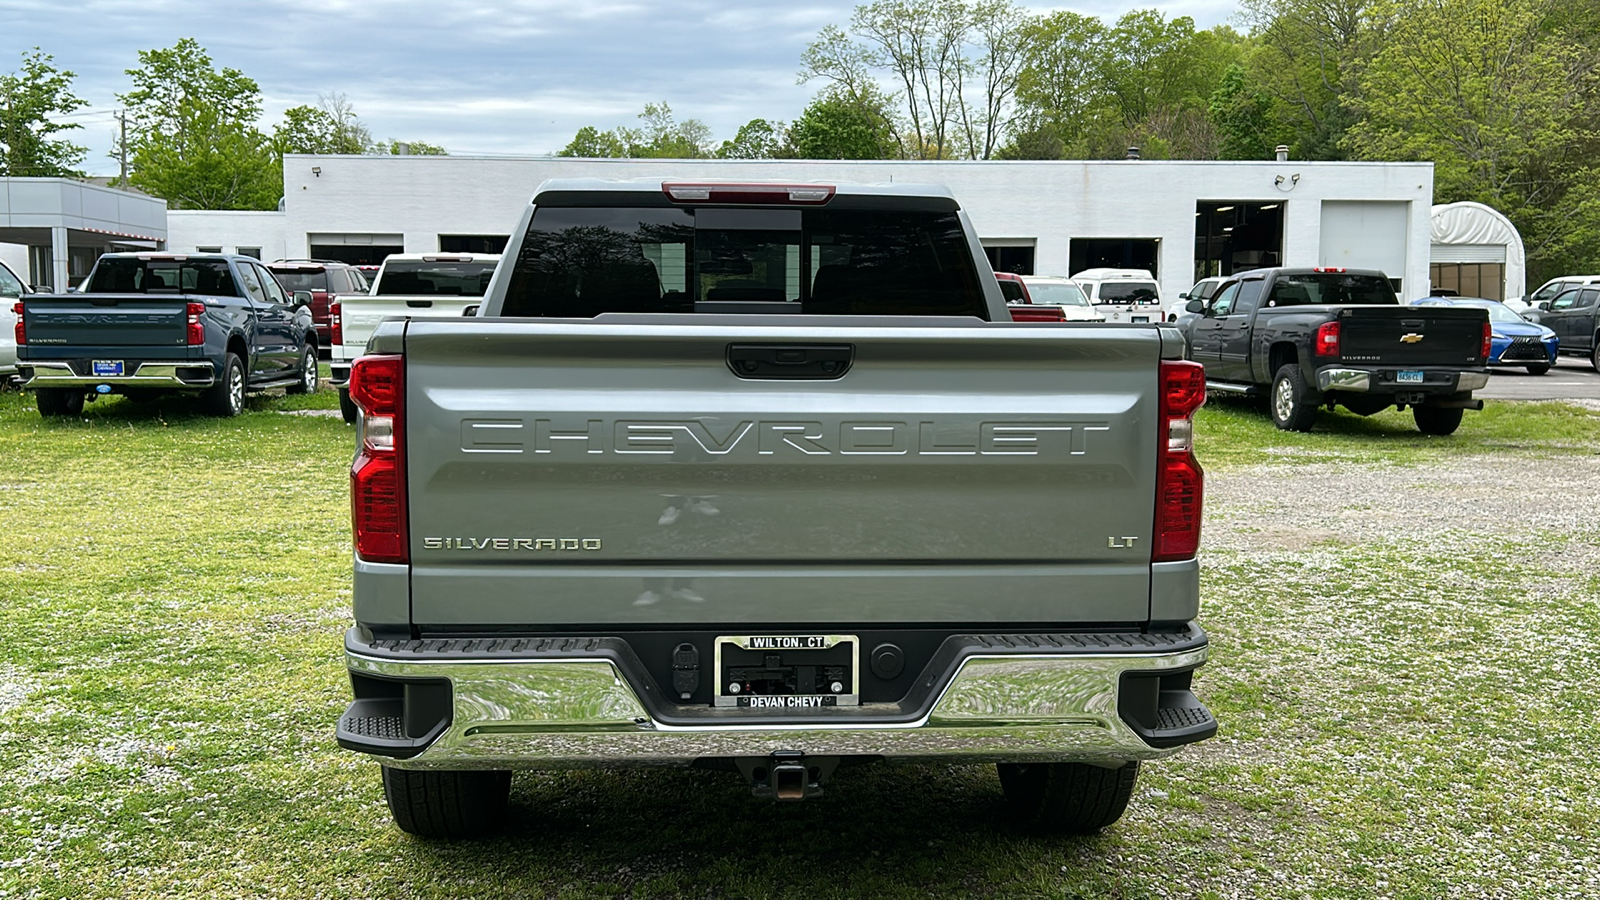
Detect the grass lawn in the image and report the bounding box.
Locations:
[0,386,1596,898]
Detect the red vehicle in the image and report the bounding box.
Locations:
[995,271,1065,321]
[266,260,368,349]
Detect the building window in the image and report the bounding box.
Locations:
[197,246,222,254]
[439,235,509,254]
[982,242,1035,275]
[237,247,262,259]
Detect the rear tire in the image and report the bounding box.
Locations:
[338,387,357,424]
[1269,364,1318,432]
[286,345,318,395]
[997,761,1139,834]
[1524,363,1550,376]
[36,388,84,417]
[1412,405,1464,435]
[381,767,512,838]
[1591,339,1599,374]
[203,353,246,417]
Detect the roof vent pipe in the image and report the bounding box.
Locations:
[1125,146,1141,160]
[396,142,411,156]
[1275,145,1289,162]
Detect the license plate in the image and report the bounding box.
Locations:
[713,634,860,708]
[1131,316,1150,323]
[91,360,124,377]
[1397,370,1424,384]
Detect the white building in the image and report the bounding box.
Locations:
[165,154,1438,302]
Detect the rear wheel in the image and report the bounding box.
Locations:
[1269,364,1318,432]
[1412,405,1464,436]
[1525,363,1550,376]
[203,353,246,417]
[338,387,357,424]
[997,761,1139,834]
[1591,339,1599,373]
[36,388,84,417]
[381,767,512,838]
[286,345,318,395]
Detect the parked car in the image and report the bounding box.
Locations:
[0,258,27,380]
[1177,266,1490,434]
[335,178,1215,838]
[1020,276,1102,321]
[1521,275,1600,310]
[1412,296,1557,374]
[1073,268,1162,323]
[15,253,319,417]
[266,259,367,348]
[1171,276,1225,322]
[1525,284,1600,371]
[329,252,499,422]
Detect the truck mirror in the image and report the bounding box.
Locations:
[1186,299,1203,314]
[291,290,314,308]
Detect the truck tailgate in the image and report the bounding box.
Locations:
[1338,306,1486,365]
[401,319,1164,627]
[340,295,479,351]
[23,296,188,347]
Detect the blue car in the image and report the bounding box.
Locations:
[1413,296,1558,375]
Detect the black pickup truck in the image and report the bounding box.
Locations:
[16,253,320,417]
[1178,267,1490,434]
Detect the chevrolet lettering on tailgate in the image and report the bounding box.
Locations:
[460,418,1111,457]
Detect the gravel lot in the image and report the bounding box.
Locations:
[1168,451,1600,899]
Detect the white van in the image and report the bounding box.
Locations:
[1072,268,1163,323]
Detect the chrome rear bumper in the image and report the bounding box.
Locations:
[1316,366,1489,393]
[340,630,1213,771]
[20,360,215,389]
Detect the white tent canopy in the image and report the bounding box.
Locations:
[1430,201,1526,300]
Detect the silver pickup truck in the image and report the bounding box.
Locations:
[336,179,1216,838]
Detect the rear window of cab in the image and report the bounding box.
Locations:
[500,201,989,318]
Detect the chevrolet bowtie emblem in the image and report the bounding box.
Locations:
[1400,333,1424,343]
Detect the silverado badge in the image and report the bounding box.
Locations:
[1400,333,1424,343]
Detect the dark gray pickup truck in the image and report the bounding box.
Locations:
[1178,267,1491,434]
[335,179,1216,838]
[17,253,320,417]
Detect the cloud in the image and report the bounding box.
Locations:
[2,0,1241,173]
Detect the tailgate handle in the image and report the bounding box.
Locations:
[1401,319,1425,329]
[406,300,434,309]
[727,343,854,380]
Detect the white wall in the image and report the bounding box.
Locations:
[166,210,286,260]
[175,156,1438,302]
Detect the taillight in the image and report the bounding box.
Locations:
[1154,359,1205,563]
[662,183,835,205]
[1008,306,1066,322]
[350,354,407,564]
[1312,267,1346,273]
[1481,321,1492,360]
[12,302,23,346]
[1314,321,1341,357]
[186,302,205,346]
[330,300,342,345]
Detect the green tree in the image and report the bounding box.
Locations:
[716,118,786,159]
[118,39,278,209]
[1009,10,1106,156]
[0,48,88,177]
[557,125,628,158]
[556,103,712,159]
[1209,62,1280,160]
[274,93,371,154]
[788,91,898,159]
[1238,0,1377,159]
[1345,0,1595,280]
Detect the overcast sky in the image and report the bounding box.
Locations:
[2,0,1239,176]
